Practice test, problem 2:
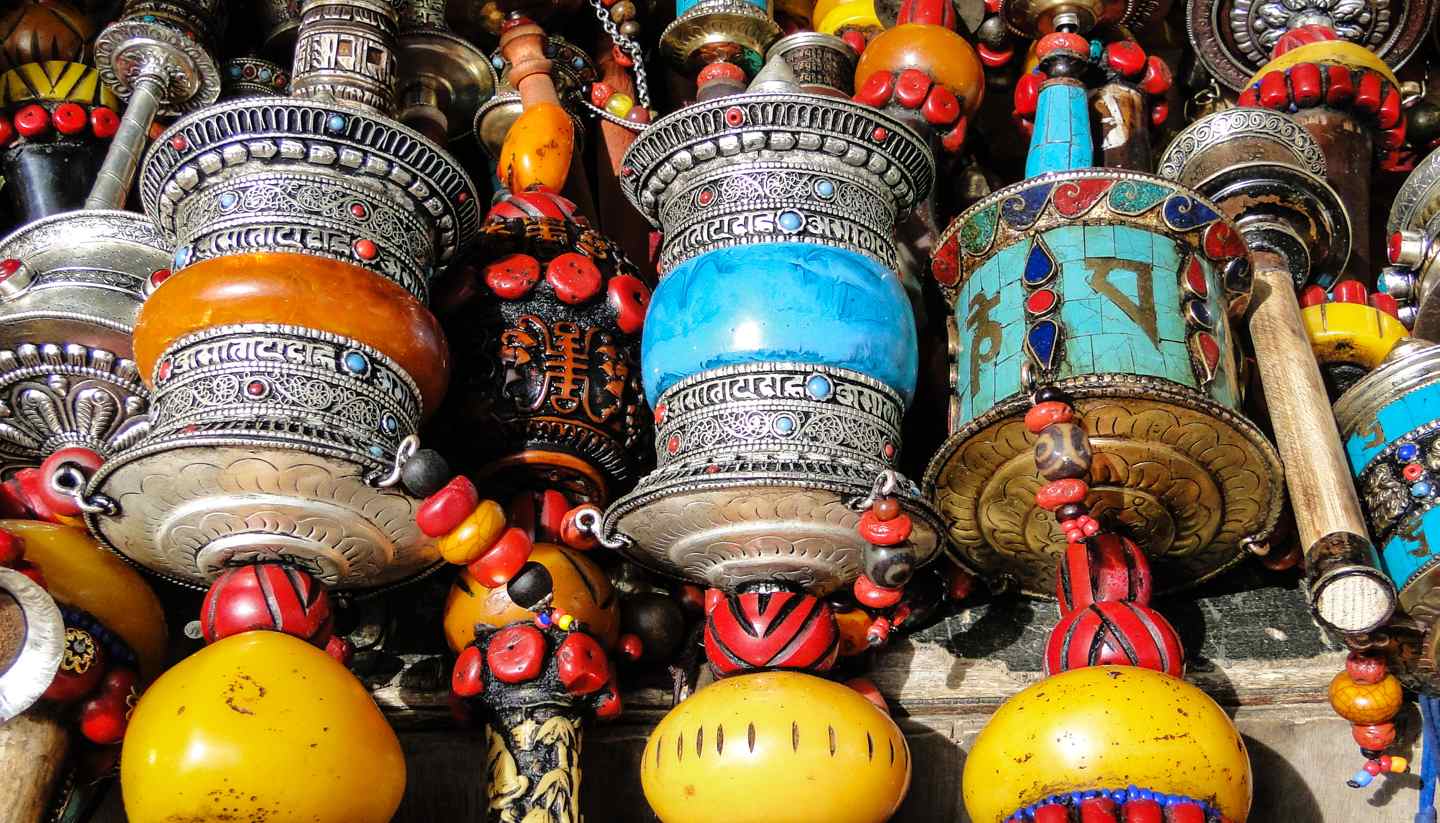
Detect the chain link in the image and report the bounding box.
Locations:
[589,0,651,116]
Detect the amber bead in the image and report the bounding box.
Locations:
[133,253,450,412]
[497,102,575,193]
[855,24,983,115]
[1328,671,1403,725]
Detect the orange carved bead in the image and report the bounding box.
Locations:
[1328,671,1403,725]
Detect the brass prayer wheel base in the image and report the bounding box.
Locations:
[926,373,1284,596]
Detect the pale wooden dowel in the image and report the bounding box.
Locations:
[0,706,69,823]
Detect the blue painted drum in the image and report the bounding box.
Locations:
[641,242,918,406]
[1334,343,1440,618]
[925,169,1284,596]
[600,91,944,596]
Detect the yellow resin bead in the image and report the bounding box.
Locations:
[437,499,507,564]
[1328,671,1404,724]
[605,92,634,117]
[497,101,574,193]
[963,666,1251,823]
[121,632,405,823]
[1302,301,1406,369]
[642,671,911,823]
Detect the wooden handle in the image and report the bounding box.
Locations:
[1247,263,1395,634]
[0,706,70,823]
[498,19,559,108]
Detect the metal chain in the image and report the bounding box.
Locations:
[588,0,651,128]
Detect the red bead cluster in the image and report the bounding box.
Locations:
[1,529,142,745]
[1018,795,1227,823]
[1239,62,1405,151]
[854,69,970,153]
[0,102,121,147]
[1029,390,1186,677]
[451,623,623,719]
[1014,38,1173,134]
[1298,278,1400,319]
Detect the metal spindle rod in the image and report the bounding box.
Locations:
[84,72,167,211]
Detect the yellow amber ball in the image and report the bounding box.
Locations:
[498,101,575,193]
[854,23,984,114]
[442,542,619,651]
[642,672,911,823]
[121,632,405,823]
[963,666,1251,823]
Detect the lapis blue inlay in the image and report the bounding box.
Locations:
[1026,319,1059,369]
[1161,194,1221,231]
[1000,182,1054,229]
[1399,443,1420,461]
[1023,242,1056,285]
[642,243,918,405]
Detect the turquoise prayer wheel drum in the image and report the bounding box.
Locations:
[1334,342,1440,623]
[925,169,1284,595]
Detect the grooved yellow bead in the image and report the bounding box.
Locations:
[604,92,634,117]
[497,101,574,193]
[436,499,506,564]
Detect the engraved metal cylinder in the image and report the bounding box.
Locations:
[764,32,858,97]
[290,0,402,116]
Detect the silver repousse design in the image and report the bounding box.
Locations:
[601,363,944,595]
[290,0,402,115]
[764,32,858,97]
[0,567,64,722]
[147,324,421,470]
[138,97,480,302]
[622,92,934,272]
[0,210,169,472]
[1158,107,1326,181]
[92,0,225,115]
[83,324,436,592]
[221,57,290,98]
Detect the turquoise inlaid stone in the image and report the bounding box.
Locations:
[677,0,768,14]
[1378,504,1440,594]
[1346,380,1440,471]
[1025,83,1094,177]
[950,223,1238,426]
[1108,179,1171,214]
[642,242,918,406]
[961,203,1000,256]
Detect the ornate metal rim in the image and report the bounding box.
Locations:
[621,92,934,223]
[923,371,1286,597]
[1334,342,1440,443]
[92,19,222,114]
[397,27,499,142]
[1158,108,1327,180]
[138,97,479,266]
[1388,147,1440,237]
[0,566,64,722]
[658,0,784,71]
[934,168,1248,309]
[0,209,169,308]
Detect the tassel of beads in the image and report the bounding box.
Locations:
[1329,652,1409,789]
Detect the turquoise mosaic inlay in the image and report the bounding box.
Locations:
[950,224,1238,425]
[1026,83,1094,177]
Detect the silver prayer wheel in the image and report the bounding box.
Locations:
[396,0,497,145]
[290,0,402,116]
[764,32,858,98]
[1383,150,1440,336]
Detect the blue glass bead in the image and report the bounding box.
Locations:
[1413,481,1432,497]
[1349,769,1375,787]
[642,243,918,405]
[343,351,370,374]
[1398,443,1419,461]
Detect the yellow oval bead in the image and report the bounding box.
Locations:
[497,101,574,193]
[642,672,910,823]
[1301,301,1406,369]
[1328,671,1404,725]
[605,92,634,117]
[558,614,574,629]
[436,499,507,565]
[121,632,405,823]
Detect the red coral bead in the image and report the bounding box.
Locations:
[1168,803,1206,823]
[51,102,86,135]
[619,632,643,661]
[546,252,603,304]
[557,631,611,695]
[36,446,103,517]
[559,506,599,550]
[1290,62,1323,107]
[1353,722,1397,750]
[1138,56,1172,96]
[1258,71,1289,109]
[90,107,119,139]
[484,253,541,299]
[487,625,547,684]
[1036,32,1087,58]
[1355,71,1383,116]
[1024,400,1073,433]
[977,44,1013,67]
[704,591,838,675]
[1045,601,1184,676]
[1347,652,1388,684]
[1238,87,1259,107]
[1104,41,1146,77]
[0,117,13,146]
[326,634,354,665]
[1123,799,1163,823]
[1149,101,1169,127]
[1034,804,1069,823]
[854,574,903,608]
[697,61,745,87]
[0,528,20,566]
[1056,533,1153,613]
[79,693,128,744]
[596,680,623,718]
[452,645,485,696]
[941,115,968,153]
[893,69,931,109]
[1331,279,1368,304]
[1014,71,1043,117]
[922,84,960,125]
[857,510,912,546]
[1326,65,1354,106]
[416,475,480,537]
[589,81,614,107]
[1036,478,1088,510]
[1299,284,1327,307]
[13,104,49,138]
[1379,86,1403,129]
[468,526,533,586]
[201,563,334,645]
[607,273,651,334]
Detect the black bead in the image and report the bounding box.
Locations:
[400,448,450,498]
[976,15,1009,48]
[1054,502,1089,521]
[1034,386,1074,406]
[506,562,554,610]
[620,592,687,661]
[1409,101,1440,146]
[864,545,916,589]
